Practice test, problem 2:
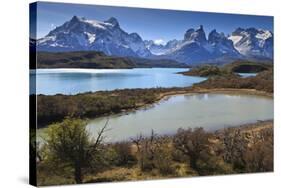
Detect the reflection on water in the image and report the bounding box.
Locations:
[238,73,257,78]
[87,93,273,142]
[30,68,205,95]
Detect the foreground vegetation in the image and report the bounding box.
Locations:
[35,118,273,186]
[37,51,187,69]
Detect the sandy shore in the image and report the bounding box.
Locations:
[150,88,273,109]
[157,88,272,101]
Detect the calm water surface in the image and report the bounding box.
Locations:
[34,69,272,143]
[238,73,257,78]
[30,68,205,95]
[86,93,273,142]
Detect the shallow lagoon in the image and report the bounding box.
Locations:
[87,93,273,142]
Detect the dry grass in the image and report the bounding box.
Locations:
[84,162,197,183]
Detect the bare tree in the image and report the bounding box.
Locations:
[131,130,174,174]
[222,127,273,172]
[244,127,273,172]
[222,128,248,170]
[131,130,158,171]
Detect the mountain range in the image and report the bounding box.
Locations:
[37,16,273,65]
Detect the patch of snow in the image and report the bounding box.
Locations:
[228,35,242,45]
[84,32,96,44]
[83,19,111,30]
[50,43,65,47]
[256,30,272,40]
[37,36,56,44]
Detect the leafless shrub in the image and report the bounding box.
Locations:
[173,127,211,174]
[131,130,175,174]
[222,127,273,172]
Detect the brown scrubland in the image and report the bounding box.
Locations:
[34,62,273,186]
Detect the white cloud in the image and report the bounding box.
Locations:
[50,23,56,29]
[153,39,166,45]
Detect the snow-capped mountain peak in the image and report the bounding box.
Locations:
[256,29,272,40]
[104,17,120,27]
[37,17,273,64]
[160,26,242,64]
[228,27,273,58]
[37,16,151,57]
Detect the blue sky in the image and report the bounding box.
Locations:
[33,2,273,43]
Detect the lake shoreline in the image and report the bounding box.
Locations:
[37,87,273,129]
[156,87,273,102]
[136,87,273,115]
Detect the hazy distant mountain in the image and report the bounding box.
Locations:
[37,16,273,65]
[144,39,181,55]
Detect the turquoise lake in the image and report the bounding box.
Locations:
[30,68,205,95]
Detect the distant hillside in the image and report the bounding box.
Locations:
[179,60,273,77]
[36,51,187,69]
[195,69,273,93]
[188,56,273,66]
[128,57,188,68]
[223,60,273,73]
